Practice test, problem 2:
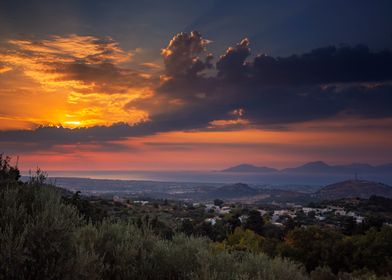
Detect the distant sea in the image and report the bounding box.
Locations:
[21,170,392,185]
[23,170,276,184]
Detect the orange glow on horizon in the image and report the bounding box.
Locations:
[12,121,392,171]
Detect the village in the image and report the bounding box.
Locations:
[202,201,366,230]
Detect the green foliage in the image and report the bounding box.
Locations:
[151,234,309,280]
[278,226,348,273]
[233,254,308,280]
[74,220,160,279]
[28,168,48,186]
[63,191,108,223]
[224,227,264,253]
[180,218,195,236]
[213,199,224,207]
[310,266,336,280]
[262,223,285,239]
[0,154,20,183]
[243,210,264,235]
[279,225,392,277]
[366,196,392,212]
[0,181,82,279]
[226,212,242,232]
[350,226,392,275]
[193,221,228,242]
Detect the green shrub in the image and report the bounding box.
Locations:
[0,183,82,279]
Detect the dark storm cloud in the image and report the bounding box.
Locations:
[155,33,392,125]
[241,83,392,124]
[250,45,392,86]
[216,38,251,81]
[213,41,392,85]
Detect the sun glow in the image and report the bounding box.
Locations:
[63,121,82,127]
[0,34,154,130]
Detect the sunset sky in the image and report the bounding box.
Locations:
[1,0,392,171]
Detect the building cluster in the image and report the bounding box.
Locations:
[203,202,366,228]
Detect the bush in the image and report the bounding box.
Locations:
[0,154,20,183]
[0,182,82,279]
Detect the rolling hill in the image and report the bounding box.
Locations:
[208,183,259,199]
[316,180,392,199]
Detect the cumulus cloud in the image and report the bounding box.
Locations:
[161,31,213,78]
[216,38,251,81]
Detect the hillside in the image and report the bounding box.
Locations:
[208,183,259,199]
[316,180,392,199]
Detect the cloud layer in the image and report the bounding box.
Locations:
[1,31,392,153]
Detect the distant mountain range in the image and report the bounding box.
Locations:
[222,161,392,174]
